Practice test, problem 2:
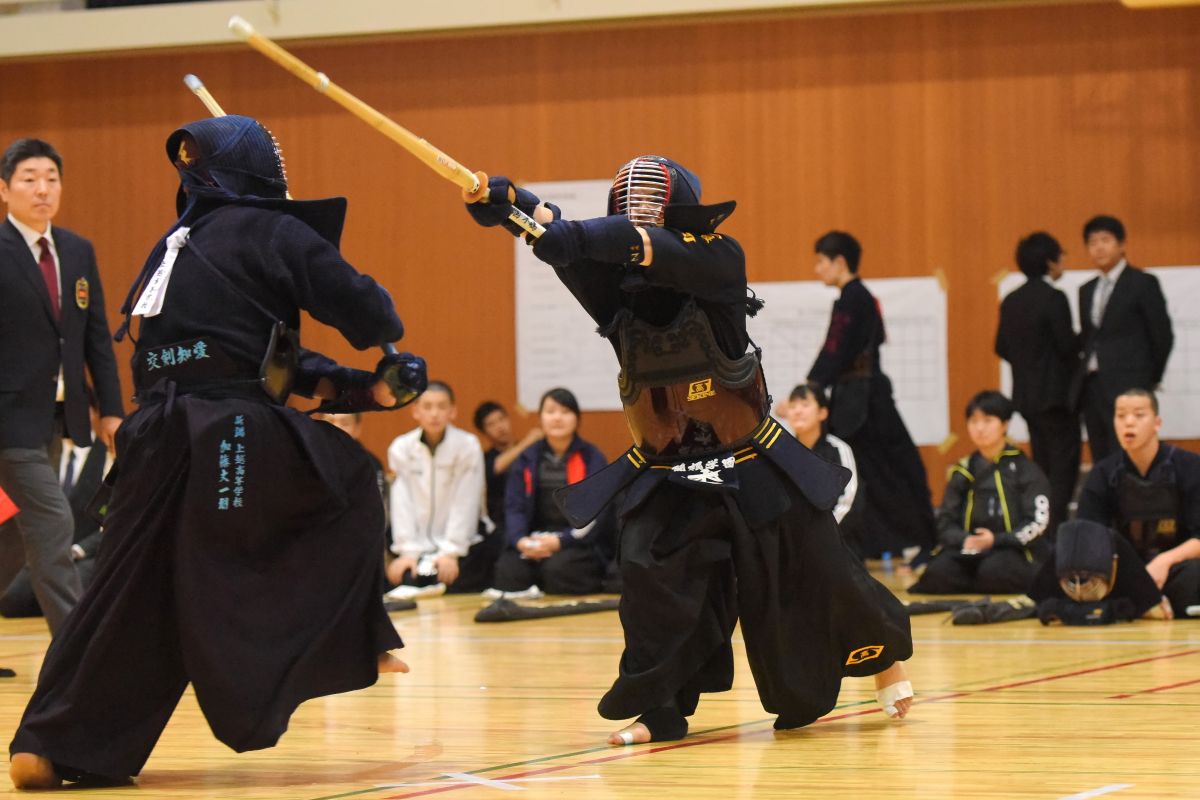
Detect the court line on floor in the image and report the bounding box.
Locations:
[378,633,1200,648]
[310,647,1200,800]
[1057,783,1134,800]
[1107,676,1200,699]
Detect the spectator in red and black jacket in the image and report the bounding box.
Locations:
[495,388,612,595]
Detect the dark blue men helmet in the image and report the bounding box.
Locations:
[166,115,288,215]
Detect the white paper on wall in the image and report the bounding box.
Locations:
[748,277,949,446]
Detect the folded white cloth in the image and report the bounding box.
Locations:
[481,585,545,600]
[384,583,446,600]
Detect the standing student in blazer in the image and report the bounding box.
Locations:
[0,138,124,634]
[1076,215,1173,462]
[995,232,1081,534]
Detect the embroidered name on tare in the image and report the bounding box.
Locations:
[217,414,248,511]
[672,456,737,484]
[144,340,211,371]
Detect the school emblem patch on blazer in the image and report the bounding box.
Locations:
[75,277,89,310]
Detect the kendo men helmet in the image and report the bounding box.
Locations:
[608,155,702,227]
[166,115,288,215]
[1055,520,1118,602]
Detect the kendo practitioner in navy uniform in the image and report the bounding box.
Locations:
[465,157,914,746]
[1070,388,1200,615]
[10,116,427,790]
[808,231,937,560]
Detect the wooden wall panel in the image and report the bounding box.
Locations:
[2,1,1197,496]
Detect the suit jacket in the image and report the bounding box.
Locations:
[0,219,123,448]
[1078,264,1173,402]
[995,277,1080,415]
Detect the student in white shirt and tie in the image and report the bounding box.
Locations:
[1075,215,1174,462]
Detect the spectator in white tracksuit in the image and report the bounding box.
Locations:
[386,381,495,593]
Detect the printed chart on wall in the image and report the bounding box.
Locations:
[997,266,1200,441]
[515,180,621,411]
[748,278,949,446]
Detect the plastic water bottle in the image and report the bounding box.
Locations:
[881,551,894,574]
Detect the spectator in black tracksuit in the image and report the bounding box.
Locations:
[912,391,1051,595]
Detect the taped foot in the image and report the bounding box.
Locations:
[875,680,914,719]
[607,707,688,746]
[874,661,913,719]
[10,752,61,790]
[607,722,651,746]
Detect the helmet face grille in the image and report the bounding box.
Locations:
[611,158,671,227]
[1059,572,1112,602]
[260,123,288,190]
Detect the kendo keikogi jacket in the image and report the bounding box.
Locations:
[549,203,848,529]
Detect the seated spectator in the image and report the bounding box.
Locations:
[784,381,866,559]
[1071,388,1200,615]
[386,381,494,594]
[910,391,1051,595]
[495,388,610,595]
[1,398,114,619]
[472,400,544,540]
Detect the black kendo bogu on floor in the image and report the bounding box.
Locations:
[10,115,427,790]
[466,156,915,746]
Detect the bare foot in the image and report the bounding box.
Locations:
[377,652,410,674]
[607,722,651,746]
[874,661,913,719]
[10,752,61,790]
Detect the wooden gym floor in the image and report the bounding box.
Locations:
[1,569,1199,799]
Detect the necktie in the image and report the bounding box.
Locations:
[1092,276,1113,329]
[62,449,77,495]
[37,237,60,320]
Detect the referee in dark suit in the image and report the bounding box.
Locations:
[996,232,1081,534]
[0,138,123,633]
[1076,215,1173,463]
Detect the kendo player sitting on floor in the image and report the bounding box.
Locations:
[465,156,914,746]
[10,115,427,790]
[1072,388,1200,616]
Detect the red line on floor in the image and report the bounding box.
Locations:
[380,647,1200,800]
[1108,676,1200,700]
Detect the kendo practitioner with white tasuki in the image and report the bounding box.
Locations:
[10,115,426,790]
[465,156,913,746]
